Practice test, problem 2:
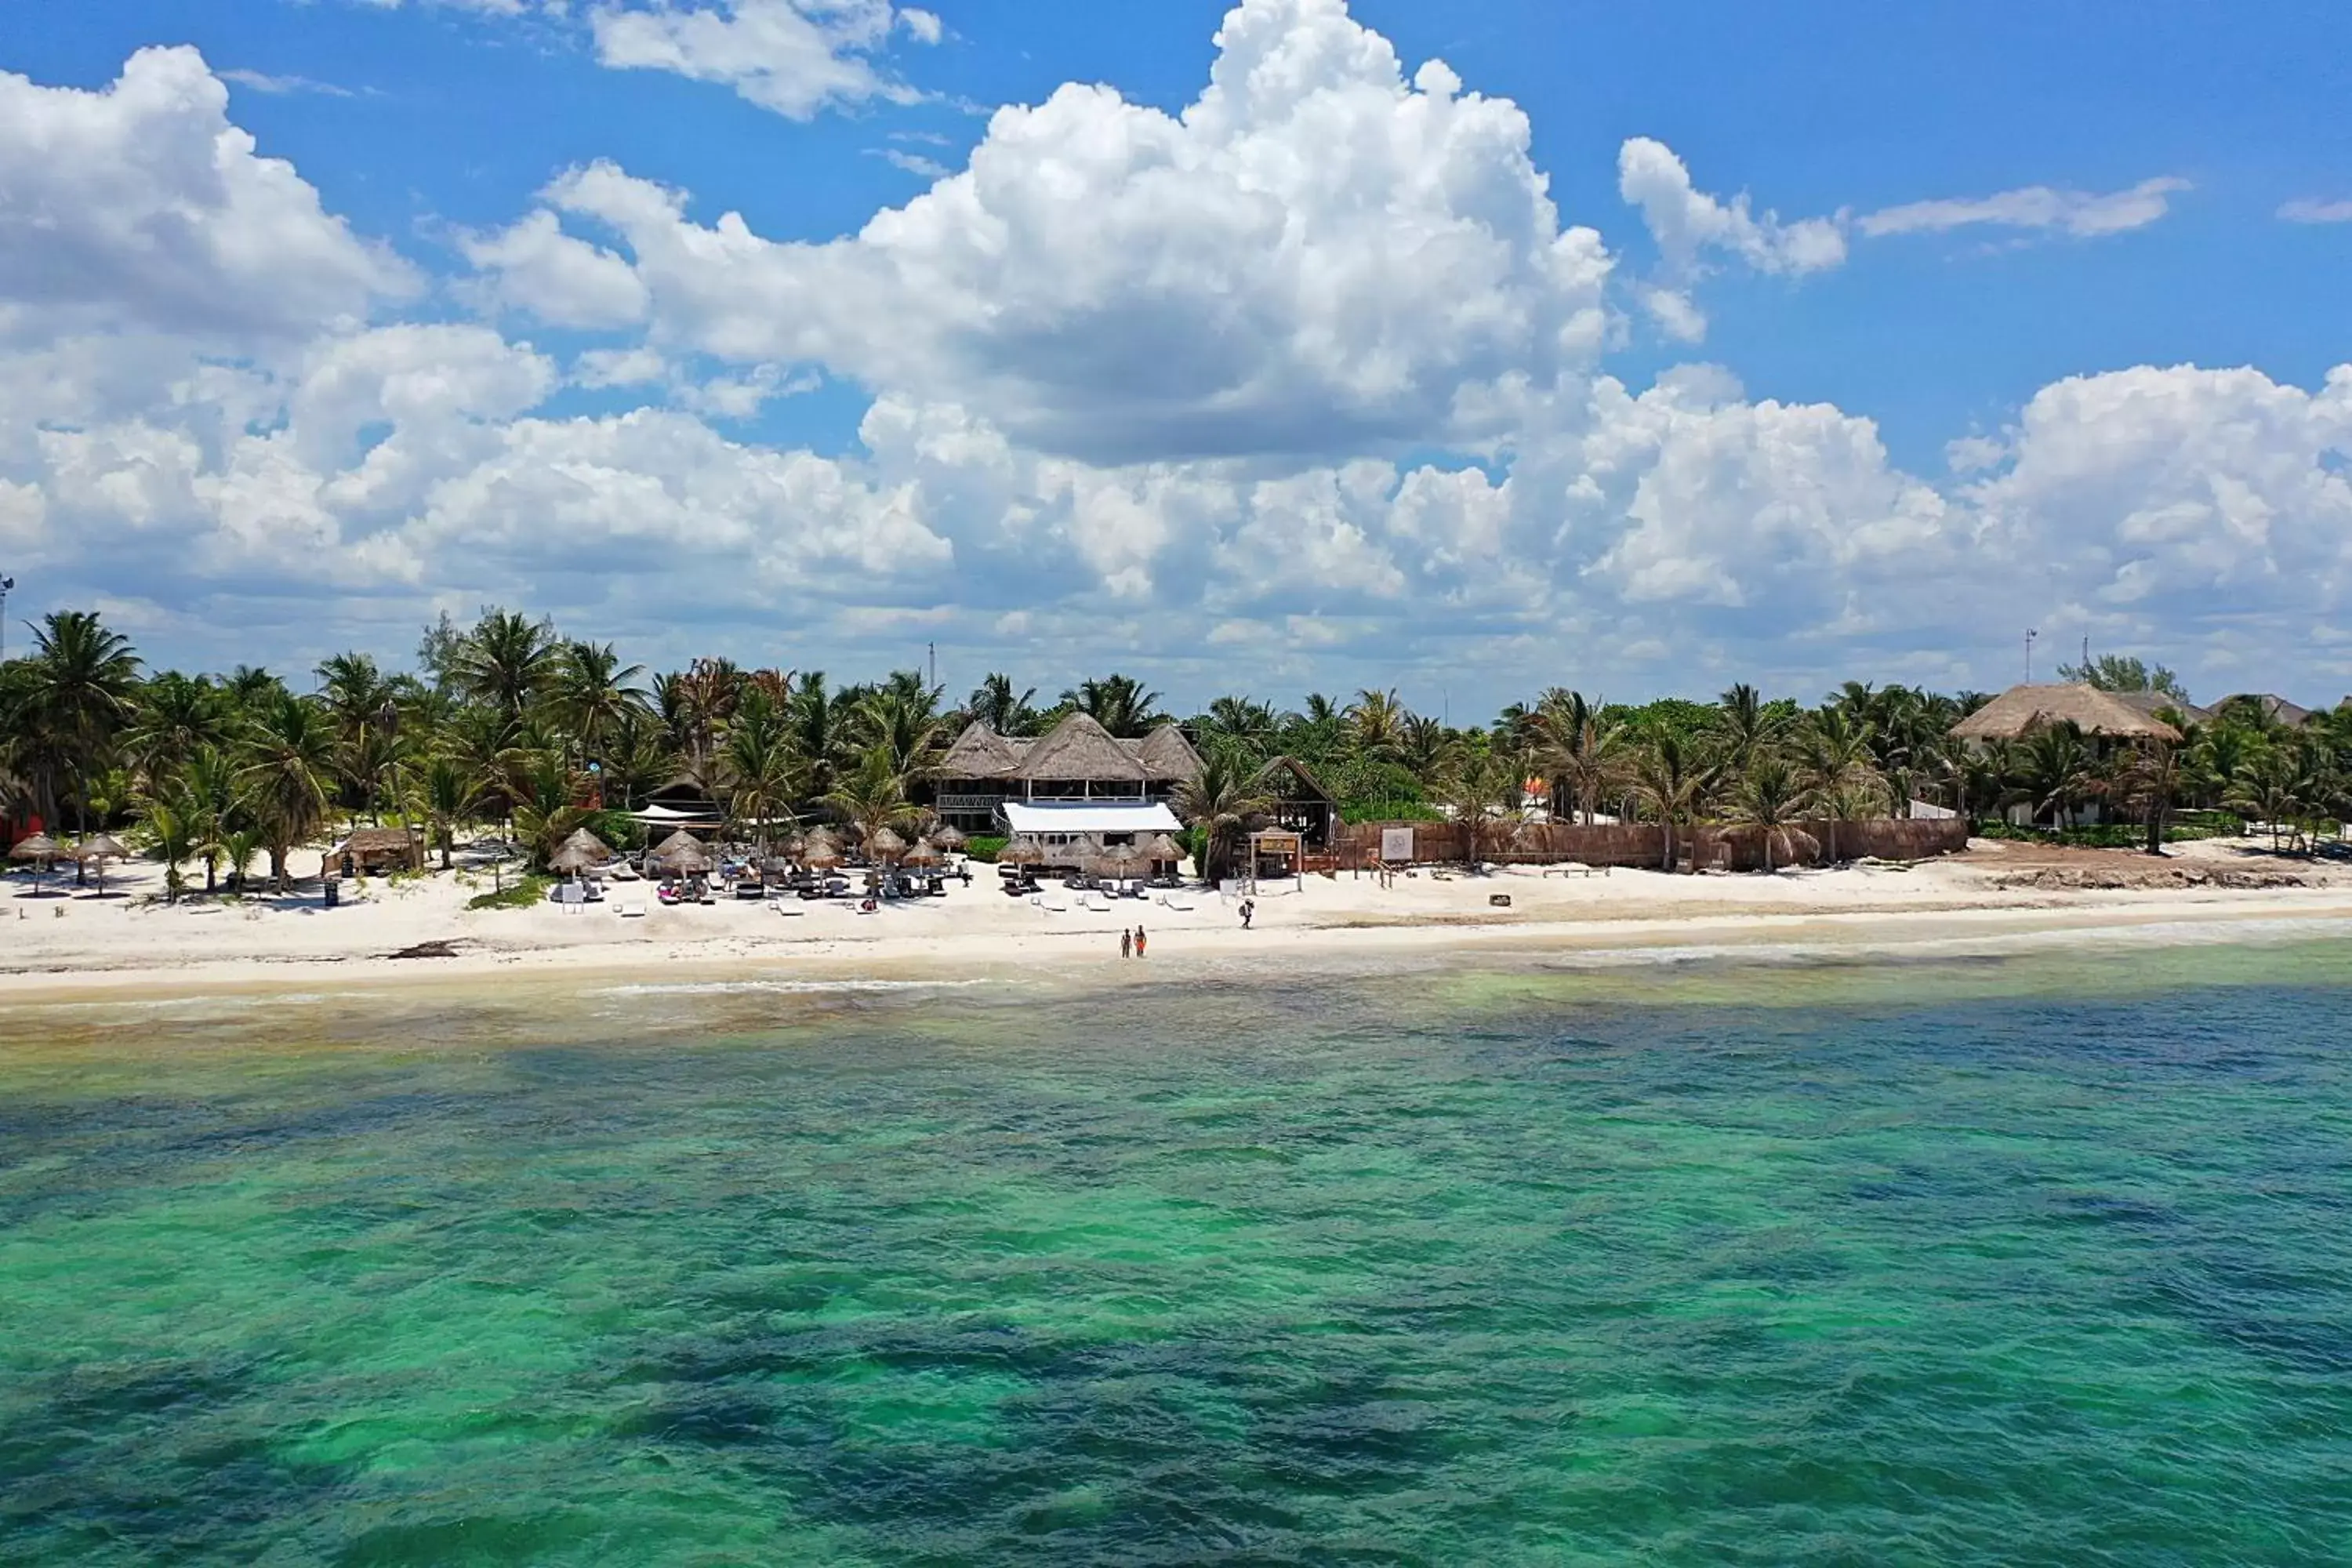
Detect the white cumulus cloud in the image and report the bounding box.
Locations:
[460,209,651,329]
[0,46,415,347]
[1615,137,1846,343]
[589,0,937,119]
[540,0,1615,464]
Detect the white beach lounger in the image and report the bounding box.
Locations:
[616,898,648,918]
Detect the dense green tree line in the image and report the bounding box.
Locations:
[5,607,2349,895]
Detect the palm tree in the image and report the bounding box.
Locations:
[1433,750,1518,868]
[125,671,230,788]
[1396,713,1459,787]
[405,754,475,870]
[2109,738,2184,857]
[18,610,142,838]
[1173,748,1271,884]
[136,790,193,902]
[1632,730,1715,873]
[2007,722,2098,831]
[552,641,649,768]
[222,666,289,713]
[1712,682,1784,775]
[595,710,675,812]
[1728,756,1807,873]
[452,609,560,724]
[858,686,944,782]
[241,692,336,891]
[2227,750,2317,853]
[721,688,800,854]
[822,744,920,849]
[176,744,246,895]
[1349,688,1407,757]
[220,826,263,895]
[1061,674,1166,738]
[1530,689,1624,826]
[789,672,853,802]
[965,673,1040,736]
[1792,706,1882,863]
[2189,724,2261,827]
[1198,695,1279,760]
[509,751,595,870]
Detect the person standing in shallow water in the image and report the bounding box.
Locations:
[1134,925,1148,957]
[1120,928,1133,960]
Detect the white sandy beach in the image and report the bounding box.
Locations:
[2,835,2347,1004]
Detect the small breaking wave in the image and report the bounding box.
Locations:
[595,978,996,998]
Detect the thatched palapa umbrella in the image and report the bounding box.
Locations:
[802,829,846,872]
[648,829,713,876]
[1098,843,1146,884]
[10,832,64,897]
[1000,835,1046,868]
[550,827,615,877]
[74,833,131,896]
[1145,833,1185,870]
[869,827,908,864]
[929,824,967,853]
[902,837,946,869]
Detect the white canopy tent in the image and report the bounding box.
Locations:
[630,803,723,827]
[1000,801,1181,839]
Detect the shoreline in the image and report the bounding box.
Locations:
[6,880,2350,1007]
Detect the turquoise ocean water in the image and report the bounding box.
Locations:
[3,941,2350,1565]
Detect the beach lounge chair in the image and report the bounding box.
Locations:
[617,898,648,918]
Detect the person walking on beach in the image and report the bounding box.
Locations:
[1120,927,1133,960]
[1134,925,1148,958]
[1240,899,1254,930]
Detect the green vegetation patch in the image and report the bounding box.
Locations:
[962,835,1007,863]
[466,873,554,912]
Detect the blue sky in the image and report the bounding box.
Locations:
[2,0,2349,712]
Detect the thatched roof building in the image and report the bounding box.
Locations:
[1134,724,1207,783]
[328,826,426,875]
[938,720,1024,780]
[934,713,1207,829]
[2110,689,2211,727]
[1949,684,2182,744]
[1018,713,1147,786]
[2213,693,2319,728]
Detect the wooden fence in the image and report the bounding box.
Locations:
[1311,816,1970,873]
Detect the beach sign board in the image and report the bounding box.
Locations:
[1381,827,1414,864]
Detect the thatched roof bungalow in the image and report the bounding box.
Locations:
[328,826,426,876]
[1949,684,2183,745]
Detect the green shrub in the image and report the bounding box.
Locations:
[467,873,553,911]
[1973,819,2239,849]
[963,834,1007,863]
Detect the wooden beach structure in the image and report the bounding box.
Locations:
[326,826,426,877]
